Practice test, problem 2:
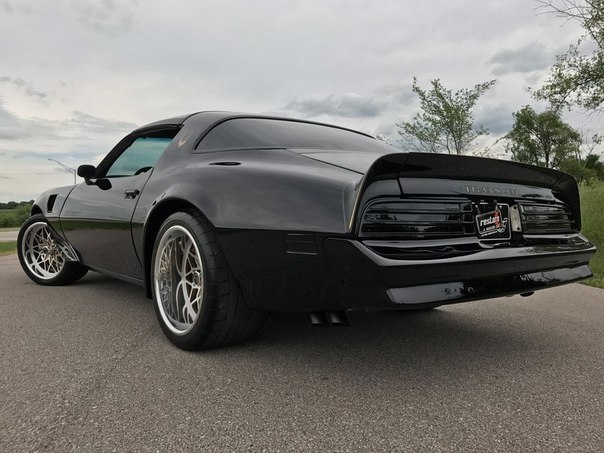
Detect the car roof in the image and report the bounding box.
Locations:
[134,114,195,131]
[134,111,374,140]
[135,111,255,130]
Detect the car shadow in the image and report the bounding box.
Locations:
[200,304,567,386]
[73,272,565,383]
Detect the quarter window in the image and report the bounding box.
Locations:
[105,135,174,177]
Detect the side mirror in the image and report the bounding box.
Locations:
[77,165,96,184]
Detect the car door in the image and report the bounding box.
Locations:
[60,128,178,280]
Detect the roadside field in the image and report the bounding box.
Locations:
[0,241,17,256]
[580,183,603,288]
[0,206,30,228]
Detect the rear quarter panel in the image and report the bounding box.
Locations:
[135,149,358,233]
[132,148,360,309]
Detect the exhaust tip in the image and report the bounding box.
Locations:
[520,291,535,297]
[327,310,349,326]
[309,311,329,326]
[309,310,350,326]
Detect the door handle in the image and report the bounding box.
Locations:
[124,189,140,199]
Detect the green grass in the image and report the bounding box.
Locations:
[580,183,604,288]
[0,206,31,228]
[0,241,17,256]
[0,208,18,218]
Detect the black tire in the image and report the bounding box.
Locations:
[17,214,88,286]
[150,211,267,350]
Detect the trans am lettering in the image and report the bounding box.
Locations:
[466,185,519,196]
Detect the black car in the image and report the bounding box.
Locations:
[17,112,596,349]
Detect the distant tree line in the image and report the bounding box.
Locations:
[0,200,34,210]
[0,201,33,228]
[390,1,603,185]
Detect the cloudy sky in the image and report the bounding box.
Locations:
[0,0,599,201]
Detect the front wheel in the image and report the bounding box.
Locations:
[17,214,88,286]
[150,211,267,350]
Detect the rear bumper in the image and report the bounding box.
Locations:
[323,236,596,309]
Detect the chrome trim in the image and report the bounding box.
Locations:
[510,204,522,232]
[350,238,596,266]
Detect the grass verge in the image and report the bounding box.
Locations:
[580,183,603,288]
[0,205,31,228]
[0,241,17,257]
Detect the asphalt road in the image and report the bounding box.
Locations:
[0,229,18,242]
[1,254,602,452]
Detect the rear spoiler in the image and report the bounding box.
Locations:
[354,152,581,229]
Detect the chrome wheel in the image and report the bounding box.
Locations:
[21,222,66,280]
[153,225,204,335]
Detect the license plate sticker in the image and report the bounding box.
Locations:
[475,204,511,240]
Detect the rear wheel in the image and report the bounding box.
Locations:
[151,211,267,350]
[17,214,88,285]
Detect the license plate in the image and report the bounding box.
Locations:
[475,204,511,240]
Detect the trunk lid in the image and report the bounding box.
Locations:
[297,150,581,232]
[338,151,581,233]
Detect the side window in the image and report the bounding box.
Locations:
[105,135,174,177]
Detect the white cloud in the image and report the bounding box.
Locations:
[282,84,414,119]
[0,76,48,100]
[489,43,556,75]
[71,0,138,37]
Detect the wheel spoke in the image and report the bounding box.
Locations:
[153,225,204,335]
[21,222,67,280]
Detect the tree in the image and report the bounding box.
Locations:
[584,151,604,174]
[375,135,393,146]
[558,131,604,181]
[533,0,604,111]
[560,157,598,182]
[397,77,496,154]
[505,105,581,168]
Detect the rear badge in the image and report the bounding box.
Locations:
[476,204,511,240]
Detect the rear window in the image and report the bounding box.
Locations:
[195,118,392,153]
